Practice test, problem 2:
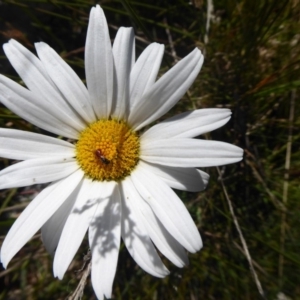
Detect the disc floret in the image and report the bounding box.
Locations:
[76,119,140,181]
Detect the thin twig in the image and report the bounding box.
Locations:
[109,24,181,60]
[233,241,268,277]
[245,158,286,211]
[163,17,178,63]
[68,253,92,300]
[278,90,295,287]
[0,202,28,213]
[204,0,214,44]
[217,167,265,298]
[246,99,282,135]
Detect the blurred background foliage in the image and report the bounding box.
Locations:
[0,0,299,299]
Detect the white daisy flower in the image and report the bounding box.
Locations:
[0,5,243,300]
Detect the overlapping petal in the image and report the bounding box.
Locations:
[139,160,209,192]
[131,164,202,253]
[125,176,188,267]
[129,43,164,108]
[41,183,82,255]
[129,48,204,130]
[0,75,80,139]
[0,170,84,268]
[53,179,100,279]
[121,178,169,277]
[3,40,86,132]
[35,42,96,124]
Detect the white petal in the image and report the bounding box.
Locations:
[121,178,169,277]
[89,182,121,300]
[131,165,202,253]
[130,48,204,130]
[139,160,209,192]
[35,42,96,123]
[85,5,113,119]
[141,108,232,139]
[141,138,244,167]
[53,179,105,279]
[125,176,188,267]
[3,40,86,131]
[0,75,80,139]
[41,182,81,255]
[0,170,84,268]
[0,157,79,189]
[129,43,164,108]
[112,27,135,119]
[0,128,74,160]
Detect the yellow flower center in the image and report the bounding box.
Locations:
[76,119,140,181]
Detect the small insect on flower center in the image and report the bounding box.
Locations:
[95,149,110,165]
[76,119,140,181]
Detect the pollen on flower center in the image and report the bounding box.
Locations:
[76,119,140,181]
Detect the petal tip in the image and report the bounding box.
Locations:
[157,267,170,278]
[92,4,103,14]
[0,254,8,269]
[3,43,9,52]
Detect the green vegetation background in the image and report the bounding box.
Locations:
[0,0,299,299]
